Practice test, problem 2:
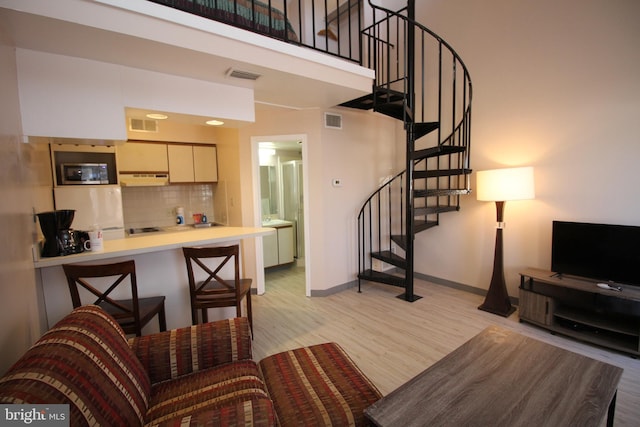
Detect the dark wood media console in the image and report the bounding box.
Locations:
[519,268,640,356]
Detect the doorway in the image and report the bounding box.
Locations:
[253,135,310,296]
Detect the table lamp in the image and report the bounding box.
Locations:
[476,166,535,317]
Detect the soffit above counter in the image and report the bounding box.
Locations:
[0,0,374,110]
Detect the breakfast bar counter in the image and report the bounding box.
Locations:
[34,226,274,332]
[33,226,273,268]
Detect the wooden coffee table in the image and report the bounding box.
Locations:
[365,326,623,427]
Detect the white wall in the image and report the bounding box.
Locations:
[412,0,640,296]
[238,107,399,293]
[0,33,51,373]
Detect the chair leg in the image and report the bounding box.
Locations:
[158,306,167,332]
[202,308,208,323]
[246,293,253,337]
[191,308,198,326]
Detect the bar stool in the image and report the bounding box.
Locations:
[62,260,166,336]
[182,245,253,334]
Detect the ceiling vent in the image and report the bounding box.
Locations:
[324,112,343,129]
[226,68,262,80]
[129,118,158,133]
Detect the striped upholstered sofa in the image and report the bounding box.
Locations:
[0,305,381,426]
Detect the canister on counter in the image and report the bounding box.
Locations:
[176,206,185,225]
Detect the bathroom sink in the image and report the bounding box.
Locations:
[262,219,292,227]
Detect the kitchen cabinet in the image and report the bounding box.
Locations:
[168,144,218,183]
[263,221,294,268]
[117,141,168,172]
[194,145,218,182]
[167,145,194,182]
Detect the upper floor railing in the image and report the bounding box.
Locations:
[147,0,364,63]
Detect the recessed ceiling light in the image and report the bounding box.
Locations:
[146,113,168,120]
[206,120,224,126]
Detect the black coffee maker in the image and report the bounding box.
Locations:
[37,210,86,257]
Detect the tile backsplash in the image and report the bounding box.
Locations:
[122,184,215,229]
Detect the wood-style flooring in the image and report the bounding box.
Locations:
[254,263,639,426]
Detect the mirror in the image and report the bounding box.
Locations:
[260,165,278,217]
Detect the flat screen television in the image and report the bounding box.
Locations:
[551,220,640,287]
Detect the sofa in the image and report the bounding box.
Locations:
[0,305,381,426]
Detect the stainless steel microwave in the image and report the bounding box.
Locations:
[60,163,109,185]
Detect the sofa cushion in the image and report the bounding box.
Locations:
[146,360,275,426]
[0,305,151,426]
[259,342,382,427]
[129,317,253,384]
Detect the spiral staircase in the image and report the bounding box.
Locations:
[342,1,473,301]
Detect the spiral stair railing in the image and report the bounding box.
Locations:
[346,0,473,301]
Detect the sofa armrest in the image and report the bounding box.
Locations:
[129,317,252,384]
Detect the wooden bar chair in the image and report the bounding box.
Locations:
[62,260,166,336]
[182,245,253,334]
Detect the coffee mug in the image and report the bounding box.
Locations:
[83,230,104,252]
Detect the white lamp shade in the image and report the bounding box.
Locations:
[476,166,535,201]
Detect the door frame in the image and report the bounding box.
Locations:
[251,134,311,297]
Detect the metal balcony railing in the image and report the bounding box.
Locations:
[147,0,364,63]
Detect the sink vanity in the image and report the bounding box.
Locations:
[34,225,274,333]
[262,219,294,268]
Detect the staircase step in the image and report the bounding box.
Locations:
[413,168,473,179]
[414,205,459,216]
[374,88,405,104]
[415,219,439,233]
[339,88,405,111]
[390,220,438,250]
[374,101,411,121]
[414,188,472,198]
[358,269,406,288]
[412,145,466,161]
[414,122,440,140]
[372,250,406,269]
[340,93,376,110]
[391,234,407,250]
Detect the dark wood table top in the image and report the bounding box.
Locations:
[365,325,623,427]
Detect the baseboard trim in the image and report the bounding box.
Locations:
[314,272,519,305]
[415,272,519,305]
[310,280,358,297]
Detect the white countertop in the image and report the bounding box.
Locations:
[33,226,275,268]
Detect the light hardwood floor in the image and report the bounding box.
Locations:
[254,264,639,426]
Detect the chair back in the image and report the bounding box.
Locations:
[62,260,141,331]
[182,245,242,301]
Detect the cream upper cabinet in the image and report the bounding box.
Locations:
[168,144,218,183]
[168,144,195,183]
[117,142,168,172]
[193,145,218,182]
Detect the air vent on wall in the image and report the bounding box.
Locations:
[324,112,342,129]
[129,118,158,133]
[226,68,262,80]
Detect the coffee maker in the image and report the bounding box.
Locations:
[37,210,87,257]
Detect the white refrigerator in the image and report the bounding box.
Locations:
[54,185,125,240]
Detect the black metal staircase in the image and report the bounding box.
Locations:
[343,0,473,301]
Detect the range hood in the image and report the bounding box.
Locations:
[119,173,169,187]
[28,136,125,146]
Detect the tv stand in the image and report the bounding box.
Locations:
[519,268,640,356]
